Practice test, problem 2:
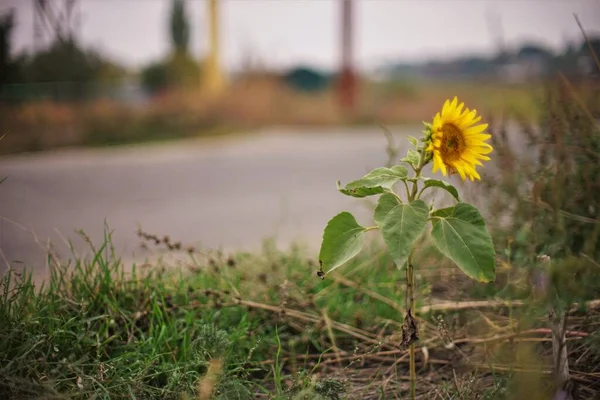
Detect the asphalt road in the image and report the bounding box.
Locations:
[2,126,440,275]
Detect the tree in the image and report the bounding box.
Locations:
[141,0,199,94]
[170,0,190,54]
[579,37,600,59]
[0,10,18,84]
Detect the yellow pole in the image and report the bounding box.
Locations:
[203,0,225,95]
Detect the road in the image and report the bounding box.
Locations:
[2,126,445,276]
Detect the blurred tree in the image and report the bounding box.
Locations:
[141,53,199,95]
[578,37,600,75]
[0,10,21,84]
[0,11,14,81]
[0,8,126,101]
[579,37,600,57]
[25,40,124,83]
[1,39,126,101]
[170,0,190,54]
[25,39,95,83]
[165,51,199,86]
[141,0,200,94]
[140,61,168,94]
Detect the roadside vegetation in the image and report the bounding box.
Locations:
[0,79,540,156]
[2,68,600,399]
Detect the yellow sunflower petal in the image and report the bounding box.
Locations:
[455,102,465,116]
[470,115,482,125]
[454,164,467,181]
[435,153,447,175]
[464,163,481,180]
[431,152,441,173]
[476,145,494,153]
[464,150,490,162]
[459,110,477,126]
[442,99,451,116]
[461,153,484,166]
[464,124,489,136]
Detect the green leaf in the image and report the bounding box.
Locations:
[389,165,409,177]
[337,181,388,198]
[406,135,419,147]
[374,193,401,227]
[422,122,433,138]
[337,166,408,198]
[401,149,420,168]
[319,212,366,275]
[422,178,461,201]
[380,200,429,268]
[0,177,6,185]
[430,203,495,282]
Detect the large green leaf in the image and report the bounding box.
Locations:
[421,178,460,201]
[389,165,409,176]
[430,203,495,282]
[374,193,401,227]
[380,200,429,268]
[319,212,366,275]
[338,166,408,198]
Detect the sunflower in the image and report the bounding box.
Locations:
[425,97,493,181]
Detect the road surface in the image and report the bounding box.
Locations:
[3,126,446,276]
[1,122,533,277]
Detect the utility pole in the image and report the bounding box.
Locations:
[338,0,356,115]
[203,0,225,95]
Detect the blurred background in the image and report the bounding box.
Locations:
[0,0,599,273]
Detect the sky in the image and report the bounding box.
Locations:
[2,0,600,73]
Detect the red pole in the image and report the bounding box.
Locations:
[339,0,357,114]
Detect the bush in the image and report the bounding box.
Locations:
[478,77,600,302]
[140,51,201,95]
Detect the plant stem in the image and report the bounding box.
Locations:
[406,250,417,399]
[404,145,427,400]
[409,147,427,202]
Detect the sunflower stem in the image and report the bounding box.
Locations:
[416,185,427,201]
[409,146,427,201]
[404,146,428,400]
[406,250,417,400]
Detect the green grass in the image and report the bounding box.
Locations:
[0,231,407,399]
[0,227,505,399]
[3,227,598,399]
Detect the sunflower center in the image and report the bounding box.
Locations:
[439,123,465,162]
